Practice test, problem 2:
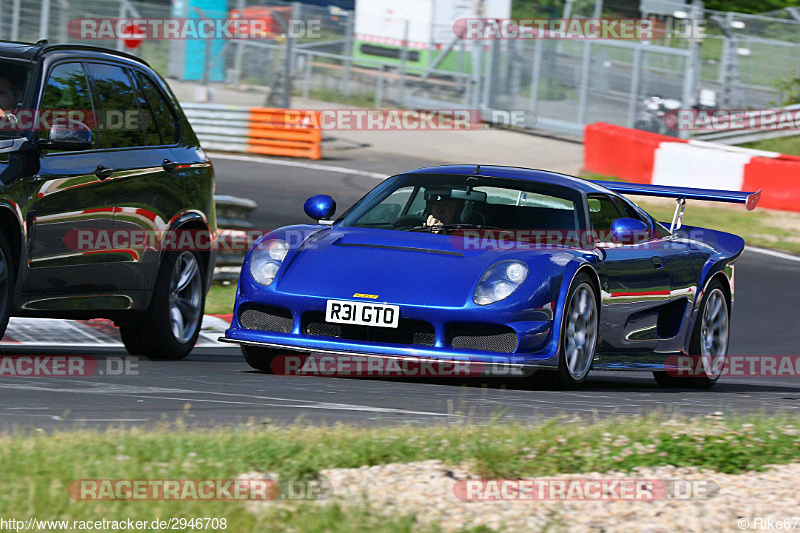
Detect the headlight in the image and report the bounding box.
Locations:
[473,260,528,305]
[249,239,289,286]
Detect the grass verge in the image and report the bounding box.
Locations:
[741,135,800,156]
[582,172,800,254]
[2,415,800,529]
[205,282,237,315]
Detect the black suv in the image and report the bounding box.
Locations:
[0,41,215,359]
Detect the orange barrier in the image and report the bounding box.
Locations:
[584,123,687,184]
[246,108,323,160]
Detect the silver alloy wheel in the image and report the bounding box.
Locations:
[564,283,598,379]
[169,252,202,344]
[700,287,729,378]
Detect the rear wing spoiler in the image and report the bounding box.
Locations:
[590,180,761,211]
[590,180,761,233]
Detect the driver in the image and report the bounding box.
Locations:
[425,193,461,231]
[0,70,23,127]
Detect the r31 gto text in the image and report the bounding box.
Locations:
[325,300,400,328]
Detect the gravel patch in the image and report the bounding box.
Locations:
[246,460,800,531]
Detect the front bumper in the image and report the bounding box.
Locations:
[223,292,562,367]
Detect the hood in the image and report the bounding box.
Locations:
[276,227,506,307]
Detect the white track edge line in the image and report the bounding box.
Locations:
[746,246,800,262]
[208,152,388,179]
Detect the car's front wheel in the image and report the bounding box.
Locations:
[549,273,598,390]
[120,250,205,360]
[654,280,730,389]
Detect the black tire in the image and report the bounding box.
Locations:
[120,250,206,360]
[547,272,599,390]
[653,280,730,390]
[241,345,281,373]
[0,231,14,341]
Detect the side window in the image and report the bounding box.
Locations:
[134,71,178,145]
[130,75,161,146]
[40,62,96,148]
[614,196,669,238]
[612,196,642,221]
[587,195,623,241]
[85,63,144,148]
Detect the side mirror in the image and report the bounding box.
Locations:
[41,120,93,151]
[304,194,336,222]
[610,217,650,244]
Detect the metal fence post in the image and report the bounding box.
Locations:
[576,42,592,124]
[342,12,355,97]
[398,19,409,107]
[231,0,246,84]
[57,0,69,43]
[280,2,300,109]
[375,65,386,108]
[481,37,499,111]
[679,2,703,139]
[302,53,312,100]
[11,0,20,42]
[470,40,482,110]
[39,0,51,41]
[577,0,602,124]
[627,47,643,128]
[529,40,543,112]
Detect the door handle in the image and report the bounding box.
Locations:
[162,159,179,173]
[94,165,113,180]
[651,256,663,268]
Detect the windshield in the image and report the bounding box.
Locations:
[0,60,33,139]
[339,173,585,234]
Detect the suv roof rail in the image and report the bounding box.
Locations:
[30,42,151,67]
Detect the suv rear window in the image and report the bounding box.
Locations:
[134,71,178,145]
[86,63,143,148]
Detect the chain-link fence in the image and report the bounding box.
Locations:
[5,0,800,139]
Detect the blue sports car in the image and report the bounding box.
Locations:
[221,165,760,389]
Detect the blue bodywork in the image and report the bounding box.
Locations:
[224,166,758,372]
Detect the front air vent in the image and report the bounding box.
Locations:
[448,323,518,353]
[239,306,293,333]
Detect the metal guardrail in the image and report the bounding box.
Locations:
[213,194,258,282]
[183,103,323,159]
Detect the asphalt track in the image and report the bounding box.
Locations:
[1,154,798,429]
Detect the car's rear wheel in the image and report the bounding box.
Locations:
[120,250,205,360]
[0,231,14,341]
[653,280,729,389]
[241,345,281,372]
[549,273,598,390]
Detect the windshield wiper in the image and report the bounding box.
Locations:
[407,223,503,232]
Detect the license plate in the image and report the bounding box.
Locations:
[325,300,399,328]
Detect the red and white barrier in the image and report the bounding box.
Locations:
[584,123,800,212]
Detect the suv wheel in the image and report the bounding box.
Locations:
[0,232,14,340]
[120,250,205,360]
